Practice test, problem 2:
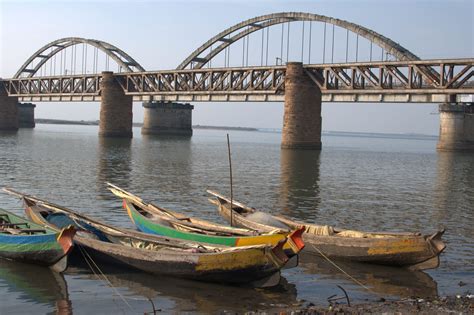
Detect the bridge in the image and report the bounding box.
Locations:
[1,12,473,151]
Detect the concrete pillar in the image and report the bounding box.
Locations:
[18,103,36,128]
[99,71,133,138]
[437,103,474,151]
[281,62,322,150]
[141,101,193,136]
[0,81,19,131]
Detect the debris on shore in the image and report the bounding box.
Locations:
[283,295,473,314]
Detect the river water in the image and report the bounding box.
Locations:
[0,124,472,314]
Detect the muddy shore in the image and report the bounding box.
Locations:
[277,295,473,314]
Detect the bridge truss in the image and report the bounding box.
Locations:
[3,59,473,103]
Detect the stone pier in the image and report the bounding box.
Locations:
[281,62,322,150]
[437,103,474,151]
[18,103,36,128]
[99,71,133,138]
[141,101,193,136]
[0,81,19,131]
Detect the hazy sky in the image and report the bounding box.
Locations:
[1,0,473,135]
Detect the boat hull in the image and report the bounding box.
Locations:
[211,193,445,270]
[21,196,286,287]
[0,209,74,270]
[77,236,282,286]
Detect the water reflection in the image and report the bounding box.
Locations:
[68,265,298,313]
[434,152,474,274]
[97,137,132,200]
[0,132,20,188]
[434,152,474,216]
[299,255,438,299]
[279,149,321,219]
[0,259,71,314]
[138,136,193,208]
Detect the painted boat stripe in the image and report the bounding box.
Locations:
[125,201,289,247]
[0,233,59,244]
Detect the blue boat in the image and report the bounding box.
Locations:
[0,208,75,272]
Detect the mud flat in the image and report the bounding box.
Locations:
[285,295,473,314]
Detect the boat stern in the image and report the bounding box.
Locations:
[428,228,446,255]
[56,226,76,255]
[287,226,306,254]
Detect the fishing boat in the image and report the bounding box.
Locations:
[4,189,295,287]
[107,183,304,259]
[207,190,446,271]
[0,208,75,272]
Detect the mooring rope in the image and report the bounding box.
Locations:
[77,244,133,311]
[76,244,122,312]
[309,243,382,297]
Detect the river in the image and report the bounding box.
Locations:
[0,124,472,314]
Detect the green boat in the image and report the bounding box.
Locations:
[108,183,304,256]
[0,208,75,272]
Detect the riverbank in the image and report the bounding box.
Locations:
[35,118,257,131]
[289,295,473,314]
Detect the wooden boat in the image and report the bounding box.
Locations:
[108,183,304,259]
[4,189,294,287]
[0,208,75,272]
[207,190,447,271]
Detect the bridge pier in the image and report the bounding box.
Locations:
[437,103,474,151]
[18,103,36,128]
[99,71,133,138]
[0,82,19,131]
[281,62,322,150]
[142,101,193,136]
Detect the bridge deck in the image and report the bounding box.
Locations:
[2,59,473,104]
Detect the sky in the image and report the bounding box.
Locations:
[1,0,473,135]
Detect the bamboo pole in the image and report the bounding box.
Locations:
[226,134,233,227]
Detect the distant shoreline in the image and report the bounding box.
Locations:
[35,119,258,131]
[34,118,437,138]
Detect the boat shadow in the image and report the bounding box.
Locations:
[298,253,438,299]
[0,258,72,314]
[66,263,299,313]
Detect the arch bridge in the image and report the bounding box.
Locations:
[1,12,473,150]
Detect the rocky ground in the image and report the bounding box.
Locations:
[285,295,473,314]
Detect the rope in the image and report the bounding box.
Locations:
[76,244,119,311]
[309,243,382,297]
[77,244,134,311]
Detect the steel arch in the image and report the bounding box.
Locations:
[14,37,145,78]
[177,12,420,69]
